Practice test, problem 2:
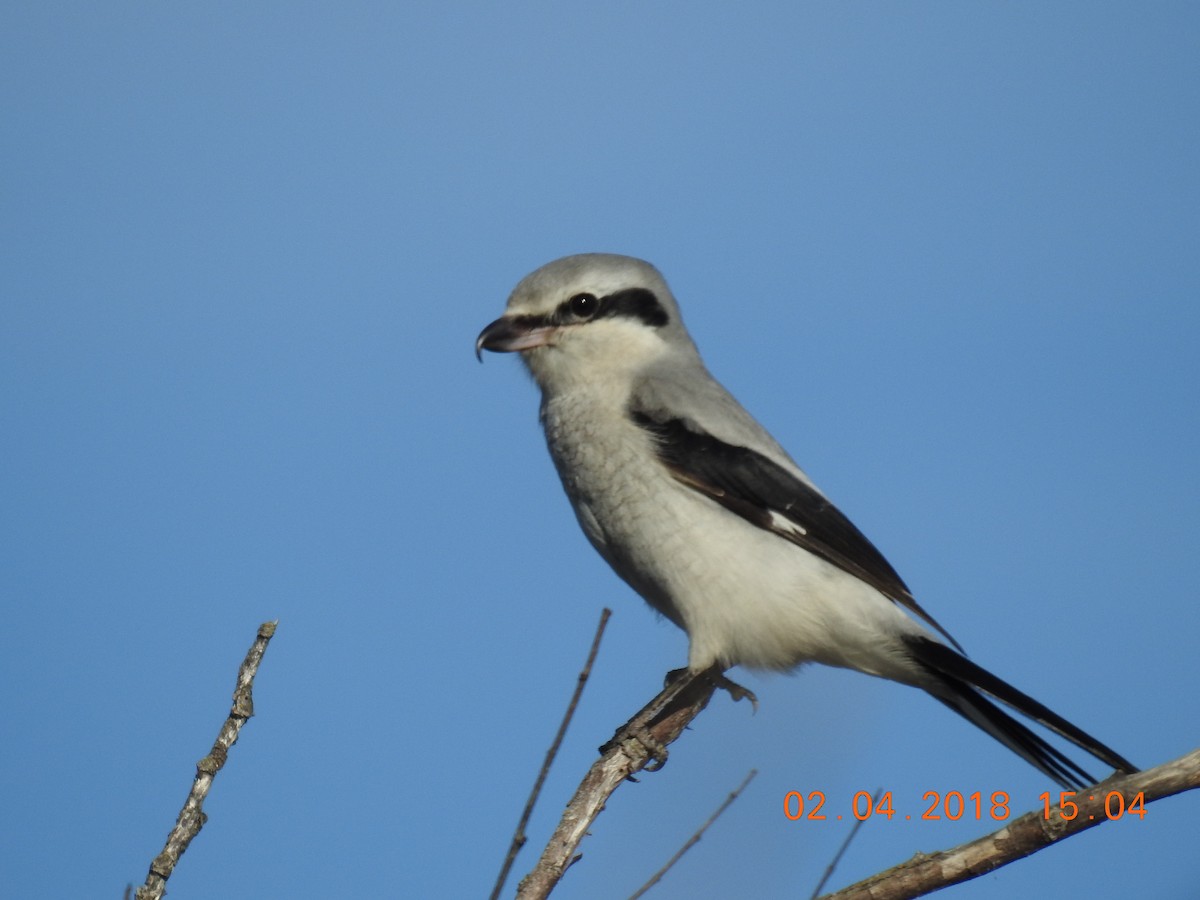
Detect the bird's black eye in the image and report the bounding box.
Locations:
[569,293,599,318]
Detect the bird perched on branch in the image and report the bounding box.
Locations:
[476,252,1134,788]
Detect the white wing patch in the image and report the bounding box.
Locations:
[768,509,808,539]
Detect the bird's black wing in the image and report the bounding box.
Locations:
[631,409,963,651]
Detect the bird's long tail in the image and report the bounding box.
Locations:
[903,635,1136,789]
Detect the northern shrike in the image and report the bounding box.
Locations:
[476,253,1134,788]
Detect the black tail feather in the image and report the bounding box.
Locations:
[904,635,1137,789]
[931,688,1097,788]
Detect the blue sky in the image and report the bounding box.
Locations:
[2,3,1196,898]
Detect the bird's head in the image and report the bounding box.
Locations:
[476,254,697,392]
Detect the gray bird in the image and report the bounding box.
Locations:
[476,252,1134,788]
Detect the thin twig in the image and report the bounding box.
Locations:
[819,747,1200,900]
[628,768,759,899]
[134,621,278,900]
[490,609,612,900]
[516,667,752,899]
[810,787,882,899]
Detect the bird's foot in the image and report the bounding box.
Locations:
[707,671,758,712]
[617,727,671,772]
[600,669,700,769]
[600,666,756,771]
[668,666,758,712]
[603,719,673,771]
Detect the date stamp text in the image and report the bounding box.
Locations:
[782,790,1148,823]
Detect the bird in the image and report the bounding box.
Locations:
[475,252,1135,788]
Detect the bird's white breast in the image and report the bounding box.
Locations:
[539,387,923,678]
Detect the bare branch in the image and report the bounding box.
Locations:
[515,669,737,899]
[820,747,1200,900]
[510,656,1193,900]
[134,621,278,900]
[628,768,758,900]
[490,609,612,900]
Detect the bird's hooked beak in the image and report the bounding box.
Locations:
[475,315,556,361]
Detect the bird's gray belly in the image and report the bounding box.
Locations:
[542,405,699,628]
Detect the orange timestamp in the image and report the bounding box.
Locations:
[783,789,1148,823]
